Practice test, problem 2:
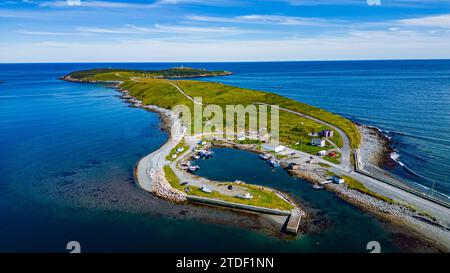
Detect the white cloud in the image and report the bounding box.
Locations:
[281,0,449,8]
[75,23,247,35]
[39,0,236,9]
[3,29,450,63]
[40,1,156,8]
[17,30,79,35]
[397,14,450,29]
[282,0,362,6]
[153,24,244,34]
[66,0,81,6]
[187,14,337,26]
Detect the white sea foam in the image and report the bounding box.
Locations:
[390,152,405,167]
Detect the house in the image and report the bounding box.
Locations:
[332,176,345,184]
[320,130,334,138]
[262,144,286,153]
[311,138,325,147]
[274,145,286,153]
[317,150,327,156]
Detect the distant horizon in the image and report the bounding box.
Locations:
[2,58,450,65]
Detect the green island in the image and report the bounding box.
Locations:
[61,67,232,82]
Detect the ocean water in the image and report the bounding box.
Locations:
[0,62,447,252]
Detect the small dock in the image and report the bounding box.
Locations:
[320,180,332,185]
[285,209,302,235]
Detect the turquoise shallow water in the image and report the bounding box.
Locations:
[0,62,444,252]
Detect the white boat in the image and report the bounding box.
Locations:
[187,165,200,172]
[313,184,324,190]
[198,149,213,159]
[268,159,280,167]
[200,186,212,193]
[259,153,270,160]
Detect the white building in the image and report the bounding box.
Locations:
[311,138,326,147]
[262,144,286,153]
[332,176,345,184]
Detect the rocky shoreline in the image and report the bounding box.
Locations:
[149,169,188,203]
[358,124,396,169]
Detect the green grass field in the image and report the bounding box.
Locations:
[123,78,353,156]
[174,80,359,148]
[66,69,361,150]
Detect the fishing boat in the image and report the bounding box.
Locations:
[187,165,200,173]
[268,159,280,167]
[198,150,213,159]
[200,186,212,193]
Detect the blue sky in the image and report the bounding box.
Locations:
[1,0,450,62]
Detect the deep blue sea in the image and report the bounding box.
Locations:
[0,60,448,252]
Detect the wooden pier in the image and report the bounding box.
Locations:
[285,209,302,235]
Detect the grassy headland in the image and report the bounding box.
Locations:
[63,68,360,150]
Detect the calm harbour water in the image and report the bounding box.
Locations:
[0,61,447,252]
